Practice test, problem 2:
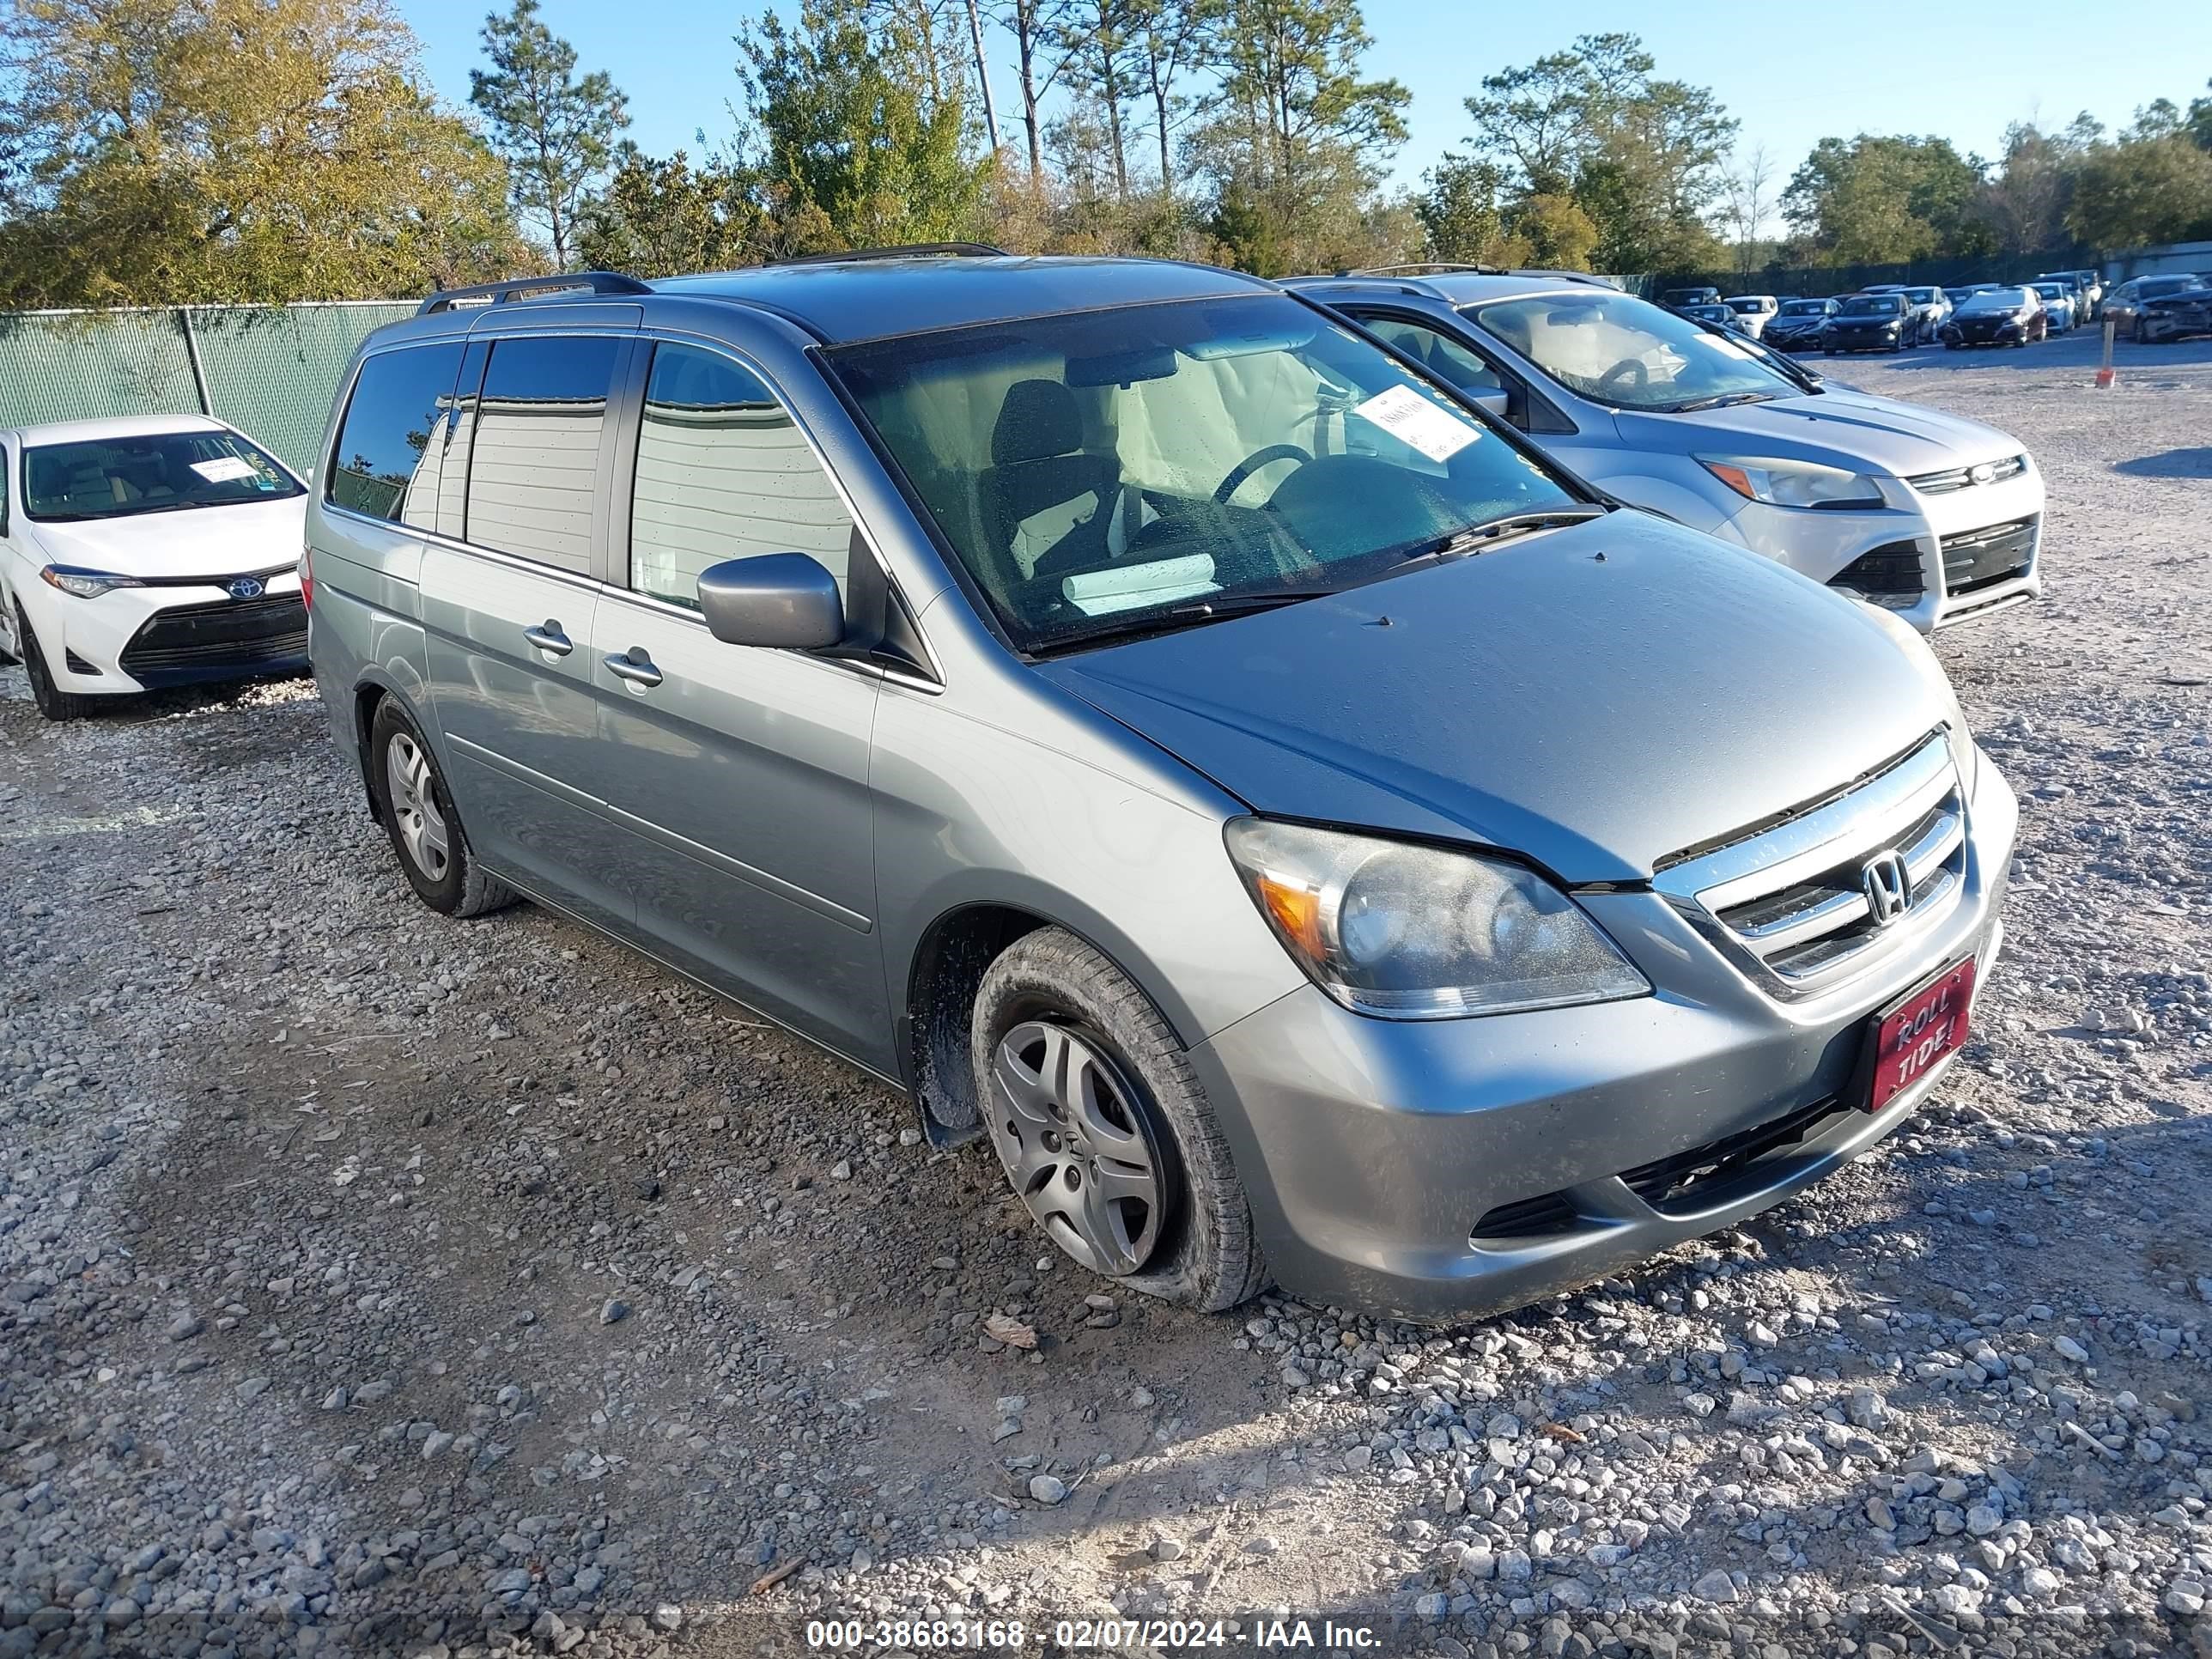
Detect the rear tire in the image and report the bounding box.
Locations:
[972,927,1267,1312]
[16,605,94,721]
[366,697,516,918]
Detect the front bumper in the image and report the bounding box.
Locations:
[1715,463,2045,633]
[1825,328,1908,351]
[1943,320,2026,346]
[2140,307,2212,343]
[34,571,307,694]
[1189,752,2017,1322]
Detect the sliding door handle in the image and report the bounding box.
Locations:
[522,621,573,657]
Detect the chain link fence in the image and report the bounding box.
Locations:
[0,301,416,477]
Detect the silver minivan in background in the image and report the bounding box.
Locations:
[306,252,2016,1321]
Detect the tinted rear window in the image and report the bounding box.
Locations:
[461,336,623,574]
[328,344,465,528]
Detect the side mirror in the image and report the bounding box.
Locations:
[696,553,845,651]
[1466,388,1511,422]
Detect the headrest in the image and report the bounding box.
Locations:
[991,379,1081,465]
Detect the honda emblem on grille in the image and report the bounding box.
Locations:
[1861,849,1913,926]
[227,576,264,600]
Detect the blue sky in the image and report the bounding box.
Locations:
[401,0,2212,209]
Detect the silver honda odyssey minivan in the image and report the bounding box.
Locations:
[306,252,2015,1321]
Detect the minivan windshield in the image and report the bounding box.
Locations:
[22,428,301,523]
[1464,290,1798,413]
[830,295,1583,653]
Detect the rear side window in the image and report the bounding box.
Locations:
[629,342,854,611]
[463,335,623,574]
[1356,315,1504,395]
[327,343,465,528]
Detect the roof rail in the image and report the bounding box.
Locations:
[770,242,1010,267]
[1508,269,1618,288]
[1334,262,1507,278]
[416,270,653,316]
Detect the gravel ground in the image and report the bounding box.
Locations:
[3,330,2210,1659]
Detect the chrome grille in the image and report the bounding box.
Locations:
[1655,733,1966,997]
[1905,454,2027,494]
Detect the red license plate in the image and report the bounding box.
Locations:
[1864,957,1977,1112]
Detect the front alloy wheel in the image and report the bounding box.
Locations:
[988,1019,1168,1276]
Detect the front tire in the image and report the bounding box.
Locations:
[972,927,1267,1312]
[366,697,515,917]
[16,604,94,721]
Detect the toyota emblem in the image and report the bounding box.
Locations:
[1861,849,1913,927]
[227,576,264,600]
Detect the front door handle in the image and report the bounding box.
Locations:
[604,647,664,689]
[522,621,572,657]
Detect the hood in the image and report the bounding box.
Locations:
[23,495,307,579]
[1616,384,2021,475]
[1041,514,1954,884]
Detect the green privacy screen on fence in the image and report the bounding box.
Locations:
[0,301,416,477]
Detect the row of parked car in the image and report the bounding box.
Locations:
[1668,266,2212,353]
[2,250,2031,1322]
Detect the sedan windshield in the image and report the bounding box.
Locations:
[1464,290,1796,413]
[2032,285,2066,302]
[829,295,1581,653]
[1779,301,1829,317]
[1960,289,2032,313]
[1839,295,1907,317]
[23,429,301,523]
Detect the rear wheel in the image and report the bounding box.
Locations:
[366,697,516,917]
[16,605,94,721]
[973,927,1267,1312]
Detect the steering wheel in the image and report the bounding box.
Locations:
[1598,360,1649,396]
[1213,443,1313,505]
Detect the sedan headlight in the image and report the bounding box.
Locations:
[1697,455,1887,511]
[40,564,146,599]
[1224,819,1650,1019]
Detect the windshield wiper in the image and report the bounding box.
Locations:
[1390,507,1605,568]
[1030,585,1340,656]
[1662,391,1779,414]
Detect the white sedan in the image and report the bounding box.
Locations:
[0,415,309,720]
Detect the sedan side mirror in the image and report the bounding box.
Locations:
[696,553,846,651]
[1466,388,1510,422]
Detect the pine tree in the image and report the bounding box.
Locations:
[469,0,629,268]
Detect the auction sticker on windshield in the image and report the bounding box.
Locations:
[190,456,258,483]
[1864,956,1976,1112]
[1352,385,1480,463]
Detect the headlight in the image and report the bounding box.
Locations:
[1224,819,1650,1019]
[1697,455,1888,511]
[40,565,145,599]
